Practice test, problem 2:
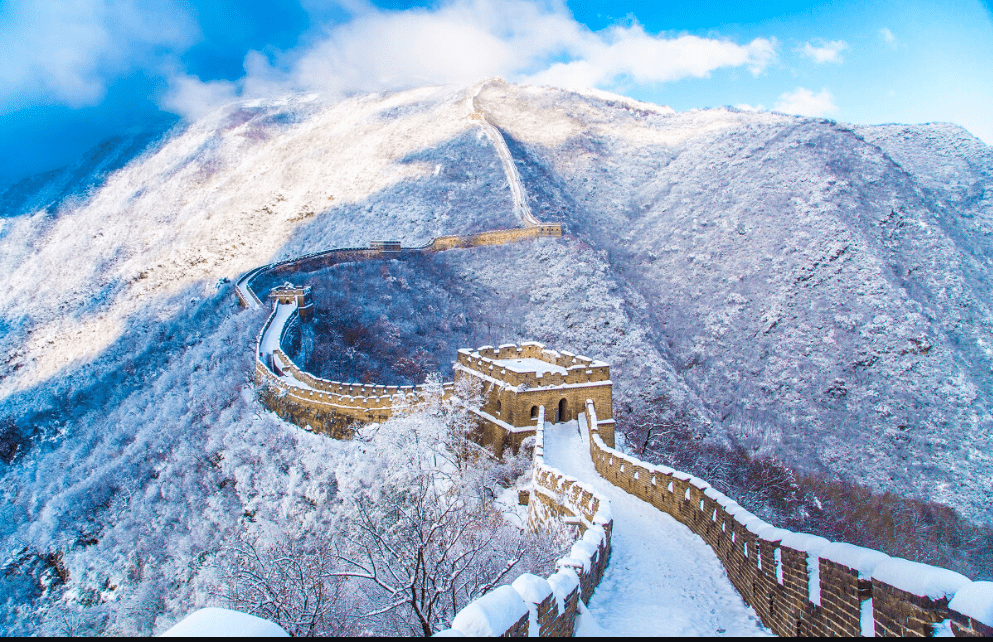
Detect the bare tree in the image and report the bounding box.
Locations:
[222,384,567,637]
[220,540,350,637]
[331,383,560,636]
[334,478,526,636]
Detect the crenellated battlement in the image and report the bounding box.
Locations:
[437,405,614,637]
[456,343,611,389]
[453,342,613,456]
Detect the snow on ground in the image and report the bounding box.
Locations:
[161,607,288,637]
[259,303,295,358]
[542,420,771,637]
[495,358,567,376]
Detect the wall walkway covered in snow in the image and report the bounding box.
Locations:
[582,400,993,638]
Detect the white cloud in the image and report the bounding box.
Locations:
[879,27,897,48]
[0,0,198,111]
[161,74,239,120]
[735,103,765,112]
[0,0,782,122]
[774,87,838,117]
[162,0,778,119]
[523,25,777,89]
[799,40,848,64]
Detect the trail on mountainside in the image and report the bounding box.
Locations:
[469,81,539,226]
[239,80,537,312]
[543,420,772,637]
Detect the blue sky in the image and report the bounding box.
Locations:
[1,0,991,185]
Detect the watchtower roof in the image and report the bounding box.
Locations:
[495,358,567,376]
[456,342,609,388]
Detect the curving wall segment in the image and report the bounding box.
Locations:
[253,300,458,437]
[238,78,563,436]
[582,400,993,638]
[236,226,563,308]
[245,225,563,437]
[437,406,614,637]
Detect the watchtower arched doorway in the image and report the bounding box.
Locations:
[558,398,568,423]
[530,406,539,420]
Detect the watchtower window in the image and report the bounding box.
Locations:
[530,406,538,419]
[496,400,501,415]
[558,398,568,422]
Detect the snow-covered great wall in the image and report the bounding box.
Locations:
[229,81,993,636]
[429,396,993,636]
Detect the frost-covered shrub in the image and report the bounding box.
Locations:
[218,387,565,637]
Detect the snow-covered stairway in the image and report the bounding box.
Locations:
[541,420,772,637]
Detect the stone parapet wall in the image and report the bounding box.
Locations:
[255,339,454,438]
[436,406,613,637]
[253,304,453,436]
[272,348,454,402]
[236,226,563,311]
[582,399,993,638]
[426,224,562,252]
[269,248,381,279]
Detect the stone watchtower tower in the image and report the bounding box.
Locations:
[268,282,314,321]
[453,342,615,456]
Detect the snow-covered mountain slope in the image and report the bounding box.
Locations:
[0,84,518,634]
[0,85,513,401]
[472,82,993,522]
[0,80,990,633]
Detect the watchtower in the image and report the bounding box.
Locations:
[268,282,314,320]
[453,342,614,456]
[370,240,402,253]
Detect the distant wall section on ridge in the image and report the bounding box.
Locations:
[234,225,562,308]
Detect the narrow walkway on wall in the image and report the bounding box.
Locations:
[542,420,772,637]
[259,302,295,359]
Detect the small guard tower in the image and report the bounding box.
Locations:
[268,282,314,320]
